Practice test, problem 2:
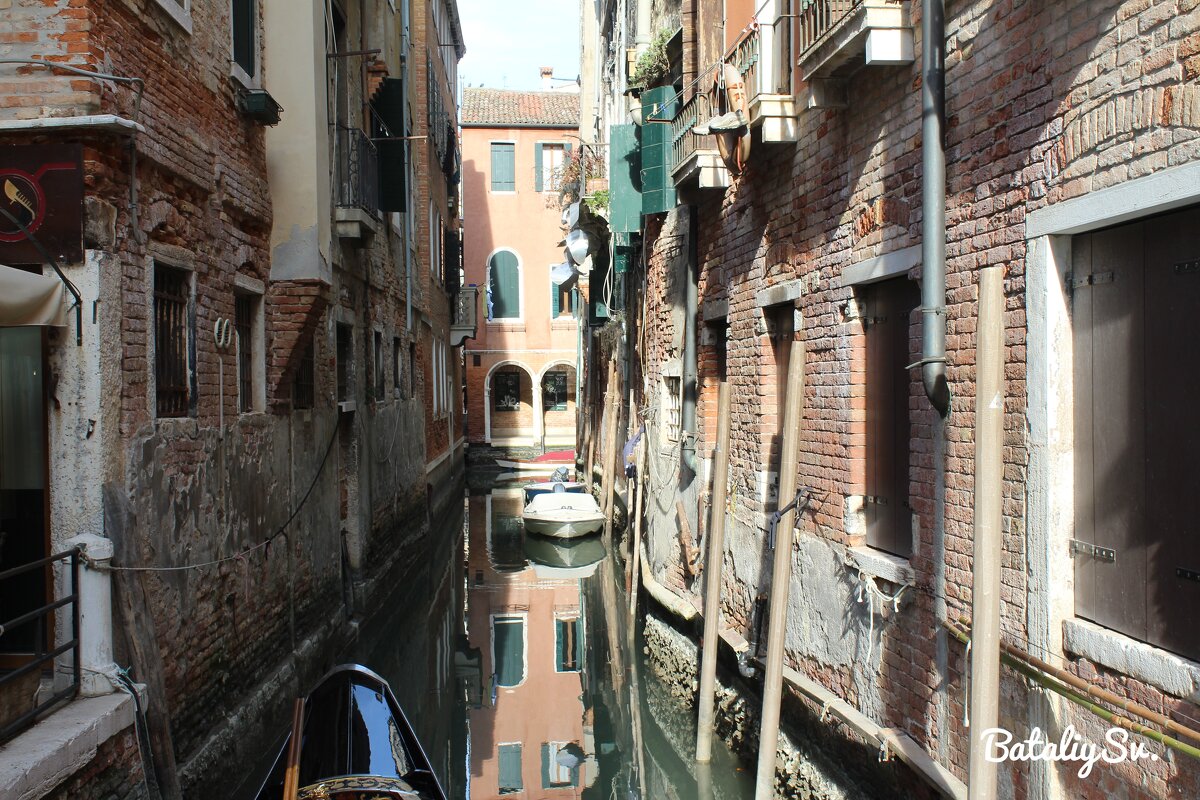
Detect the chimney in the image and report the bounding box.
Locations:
[540,66,554,90]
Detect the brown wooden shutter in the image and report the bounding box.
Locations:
[863,278,918,558]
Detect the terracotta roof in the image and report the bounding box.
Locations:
[461,88,579,127]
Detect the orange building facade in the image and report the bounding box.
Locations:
[461,89,581,450]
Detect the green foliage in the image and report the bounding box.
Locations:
[629,29,673,91]
[584,189,610,216]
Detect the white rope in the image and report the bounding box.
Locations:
[855,570,911,669]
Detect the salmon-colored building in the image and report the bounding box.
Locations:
[461,88,581,449]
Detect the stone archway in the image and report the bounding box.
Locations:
[484,360,536,445]
[536,360,578,450]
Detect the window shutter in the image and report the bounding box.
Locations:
[541,743,553,789]
[493,618,525,686]
[534,143,544,192]
[491,143,515,191]
[551,278,560,318]
[498,744,523,792]
[374,78,407,212]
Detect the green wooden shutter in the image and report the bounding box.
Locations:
[491,143,515,191]
[488,251,520,319]
[541,743,553,788]
[551,279,560,318]
[498,743,523,792]
[534,143,544,192]
[493,618,525,686]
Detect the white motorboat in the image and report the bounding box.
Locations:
[522,485,605,539]
[522,479,587,505]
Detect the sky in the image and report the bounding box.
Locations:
[456,0,582,91]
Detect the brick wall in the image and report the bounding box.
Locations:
[42,725,147,800]
[627,0,1200,796]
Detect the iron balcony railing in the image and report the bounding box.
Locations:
[335,125,380,215]
[797,0,860,56]
[0,548,81,744]
[731,26,762,99]
[670,90,717,176]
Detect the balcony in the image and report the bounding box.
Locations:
[670,91,731,190]
[334,125,380,239]
[730,21,796,143]
[795,0,914,108]
[451,284,478,346]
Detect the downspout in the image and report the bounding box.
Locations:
[681,207,698,475]
[919,0,949,416]
[635,0,652,55]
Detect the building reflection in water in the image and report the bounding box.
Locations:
[466,487,603,798]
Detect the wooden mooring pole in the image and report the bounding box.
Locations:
[753,335,806,800]
[967,266,1005,800]
[696,381,732,762]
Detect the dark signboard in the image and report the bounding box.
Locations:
[0,144,84,266]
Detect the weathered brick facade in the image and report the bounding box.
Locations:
[0,0,464,796]
[584,0,1200,797]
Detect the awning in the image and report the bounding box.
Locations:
[0,263,67,327]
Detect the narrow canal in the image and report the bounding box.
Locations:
[337,481,756,799]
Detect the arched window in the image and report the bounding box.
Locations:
[488,250,520,319]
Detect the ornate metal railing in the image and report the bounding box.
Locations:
[0,548,80,744]
[335,125,380,215]
[731,26,761,98]
[797,0,860,56]
[670,90,717,175]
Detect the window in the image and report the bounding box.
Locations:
[535,142,568,192]
[231,0,256,80]
[497,743,523,794]
[430,206,443,277]
[154,264,191,418]
[492,615,525,687]
[488,250,521,319]
[541,742,578,788]
[490,142,515,192]
[235,293,260,413]
[373,331,385,401]
[555,616,581,671]
[393,337,402,393]
[293,338,315,410]
[1072,204,1200,662]
[861,278,919,559]
[336,323,353,403]
[408,342,416,398]
[663,376,681,443]
[494,372,520,412]
[543,372,567,412]
[551,278,574,318]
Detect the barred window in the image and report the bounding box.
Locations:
[235,294,255,413]
[154,265,191,418]
[393,337,402,392]
[336,323,353,402]
[292,339,315,410]
[373,330,385,401]
[663,376,681,442]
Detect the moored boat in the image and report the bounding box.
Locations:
[255,664,447,800]
[494,448,576,472]
[522,485,605,539]
[522,479,587,505]
[524,532,606,579]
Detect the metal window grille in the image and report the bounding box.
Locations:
[373,331,384,400]
[664,376,682,442]
[292,339,315,410]
[334,125,380,214]
[154,266,190,417]
[235,295,254,413]
[393,337,402,390]
[544,372,567,411]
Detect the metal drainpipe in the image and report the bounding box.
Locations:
[681,207,699,475]
[920,0,950,416]
[635,0,652,55]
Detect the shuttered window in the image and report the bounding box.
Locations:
[231,0,255,78]
[535,142,567,192]
[497,743,523,794]
[292,338,315,410]
[862,278,919,558]
[493,616,525,687]
[488,250,520,319]
[541,742,579,788]
[490,142,515,192]
[555,616,581,671]
[1073,204,1200,662]
[154,265,191,418]
[235,294,256,413]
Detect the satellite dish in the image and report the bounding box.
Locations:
[550,262,574,285]
[566,229,590,264]
[562,202,580,229]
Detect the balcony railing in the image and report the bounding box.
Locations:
[0,548,80,744]
[670,90,716,176]
[335,125,380,215]
[728,19,796,142]
[731,26,762,99]
[451,284,478,346]
[797,0,859,56]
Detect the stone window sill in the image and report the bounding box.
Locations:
[1063,618,1200,703]
[846,545,915,586]
[487,321,526,332]
[0,692,134,800]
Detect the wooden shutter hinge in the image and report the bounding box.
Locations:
[1065,271,1113,294]
[1070,538,1116,563]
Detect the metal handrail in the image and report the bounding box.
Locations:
[0,547,81,744]
[670,91,717,175]
[334,124,380,215]
[797,0,860,56]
